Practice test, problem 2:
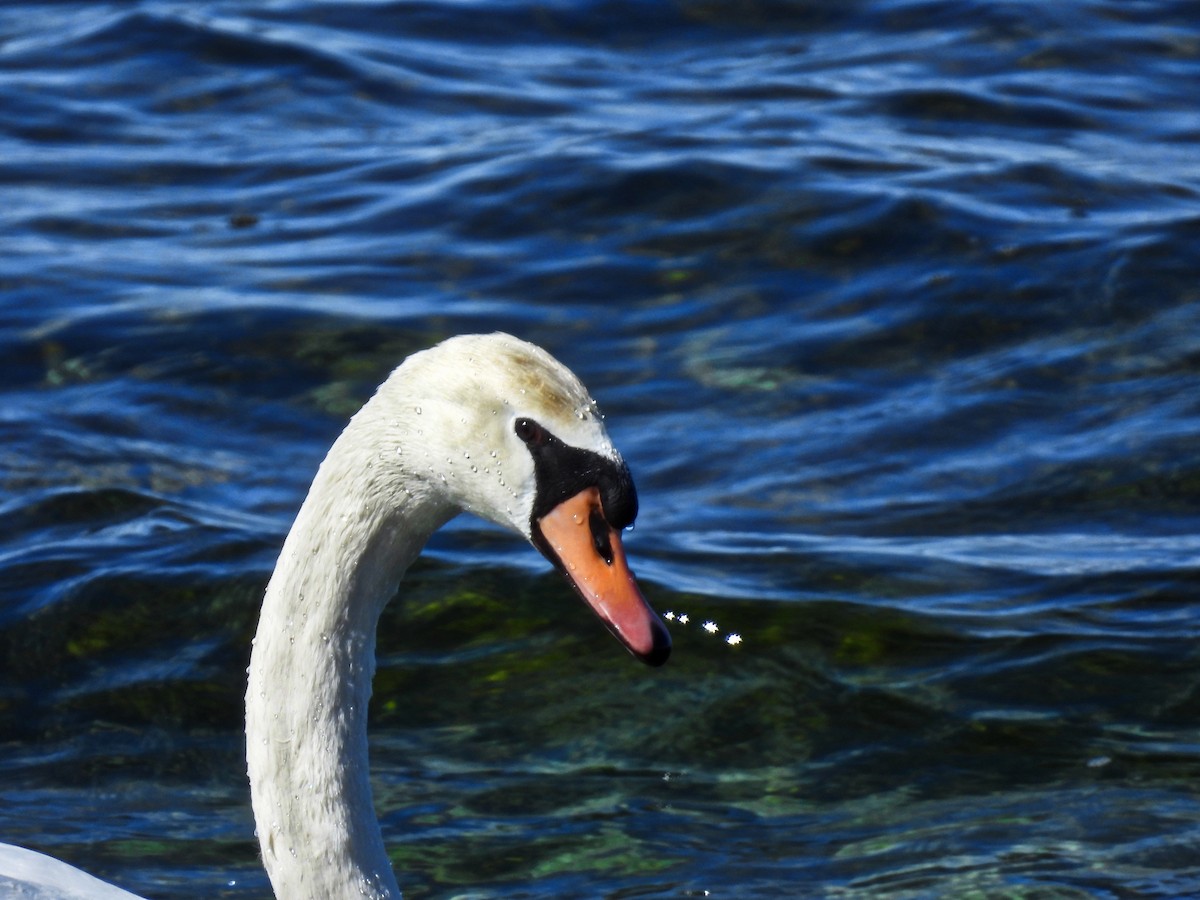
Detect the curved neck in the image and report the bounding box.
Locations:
[246,422,452,899]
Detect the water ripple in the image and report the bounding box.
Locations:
[2,0,1200,897]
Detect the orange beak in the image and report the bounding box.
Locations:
[535,487,671,666]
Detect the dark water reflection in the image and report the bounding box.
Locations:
[3,1,1200,897]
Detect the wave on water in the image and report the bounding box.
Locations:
[1,0,1199,897]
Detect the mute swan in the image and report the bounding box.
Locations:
[1,333,671,899]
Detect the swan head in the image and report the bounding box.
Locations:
[369,333,671,666]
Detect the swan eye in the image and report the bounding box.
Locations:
[514,417,546,446]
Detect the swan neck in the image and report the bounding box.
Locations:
[246,428,451,900]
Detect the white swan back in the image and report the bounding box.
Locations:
[0,843,145,900]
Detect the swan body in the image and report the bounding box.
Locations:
[0,843,145,899]
[2,333,670,899]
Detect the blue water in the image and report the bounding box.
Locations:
[3,1,1200,897]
